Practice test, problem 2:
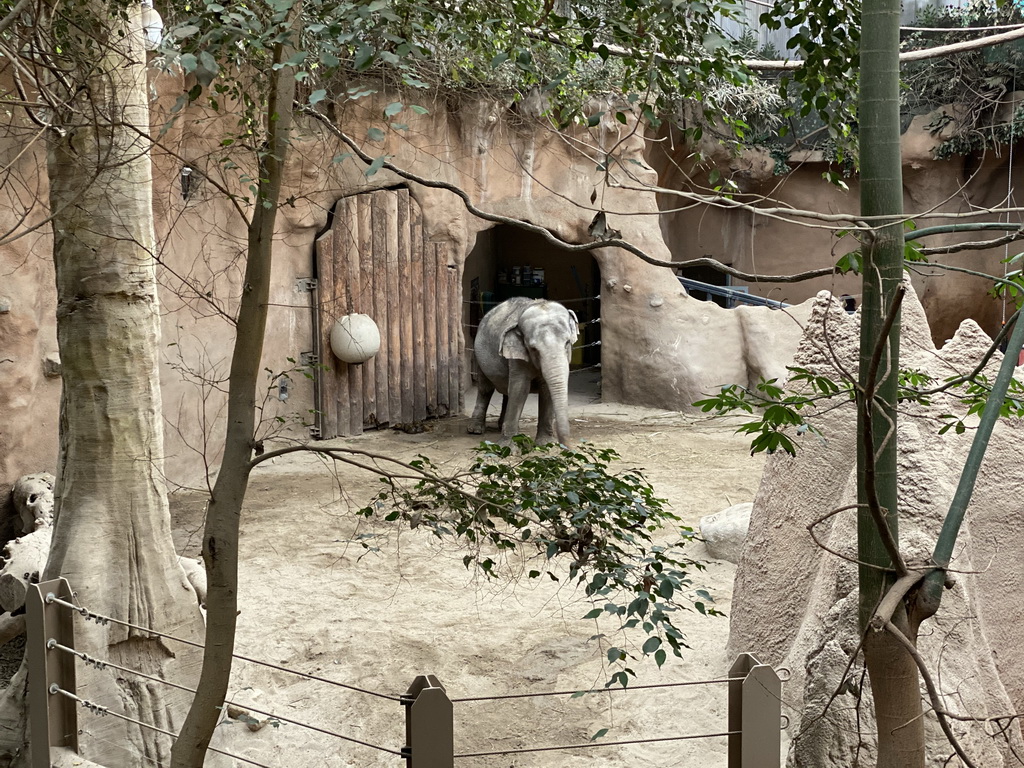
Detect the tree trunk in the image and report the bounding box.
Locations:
[0,3,206,766]
[857,0,925,765]
[170,6,300,766]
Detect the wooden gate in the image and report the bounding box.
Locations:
[314,188,463,438]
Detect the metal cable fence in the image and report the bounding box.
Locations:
[28,578,783,768]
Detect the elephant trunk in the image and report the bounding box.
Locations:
[540,353,572,446]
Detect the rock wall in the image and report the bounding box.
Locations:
[0,77,811,491]
[8,75,1017,497]
[727,286,1024,766]
[0,117,60,512]
[651,98,1024,347]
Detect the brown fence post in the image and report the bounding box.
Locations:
[403,675,453,768]
[728,653,781,768]
[26,577,78,768]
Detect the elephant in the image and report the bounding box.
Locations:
[468,297,579,445]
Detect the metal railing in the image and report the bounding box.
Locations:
[27,578,783,768]
[678,277,790,310]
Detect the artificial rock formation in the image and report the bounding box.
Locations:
[727,286,1024,766]
[11,471,54,535]
[652,99,1024,348]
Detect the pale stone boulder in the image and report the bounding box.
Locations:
[11,472,54,535]
[0,527,51,613]
[699,503,753,563]
[179,557,207,608]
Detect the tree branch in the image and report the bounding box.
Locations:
[303,108,840,285]
[860,284,909,578]
[0,0,32,39]
[919,230,1024,256]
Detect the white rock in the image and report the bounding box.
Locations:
[699,502,753,563]
[179,557,207,608]
[11,472,55,534]
[0,527,52,613]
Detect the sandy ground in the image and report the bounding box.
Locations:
[169,375,769,768]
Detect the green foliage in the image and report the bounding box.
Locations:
[835,220,928,276]
[903,0,1024,158]
[933,374,1024,434]
[357,438,719,682]
[694,371,851,456]
[759,0,859,155]
[697,356,1024,457]
[157,0,753,136]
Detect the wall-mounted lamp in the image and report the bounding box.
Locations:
[180,165,193,200]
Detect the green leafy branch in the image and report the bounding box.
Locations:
[356,437,719,683]
[694,369,854,456]
[696,342,1024,455]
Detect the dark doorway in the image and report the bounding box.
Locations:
[463,225,602,375]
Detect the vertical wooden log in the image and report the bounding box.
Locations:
[385,190,402,423]
[333,197,352,436]
[423,240,438,417]
[410,197,427,422]
[446,247,462,415]
[316,227,338,438]
[435,243,450,417]
[357,193,375,430]
[371,192,391,427]
[342,197,364,436]
[397,189,415,424]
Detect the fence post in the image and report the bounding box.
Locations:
[403,675,453,768]
[728,653,781,768]
[26,577,78,768]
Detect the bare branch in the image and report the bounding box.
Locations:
[860,284,909,578]
[901,25,1024,62]
[0,0,33,39]
[919,230,1024,256]
[303,107,840,285]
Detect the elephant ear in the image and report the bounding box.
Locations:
[567,310,580,344]
[500,326,530,361]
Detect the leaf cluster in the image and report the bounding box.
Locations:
[357,437,719,682]
[903,0,1024,158]
[153,0,766,144]
[694,370,851,456]
[697,355,1024,456]
[758,0,859,159]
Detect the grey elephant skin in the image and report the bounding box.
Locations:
[468,297,579,445]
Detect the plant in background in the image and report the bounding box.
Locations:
[358,437,719,684]
[902,0,1024,158]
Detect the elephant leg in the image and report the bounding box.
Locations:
[501,364,531,444]
[536,383,555,444]
[499,395,508,431]
[468,377,496,434]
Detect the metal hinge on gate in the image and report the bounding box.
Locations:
[296,277,318,292]
[300,351,318,367]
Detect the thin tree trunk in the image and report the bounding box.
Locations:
[857,0,925,765]
[170,6,300,766]
[0,3,205,766]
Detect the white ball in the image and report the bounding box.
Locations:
[330,314,381,363]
